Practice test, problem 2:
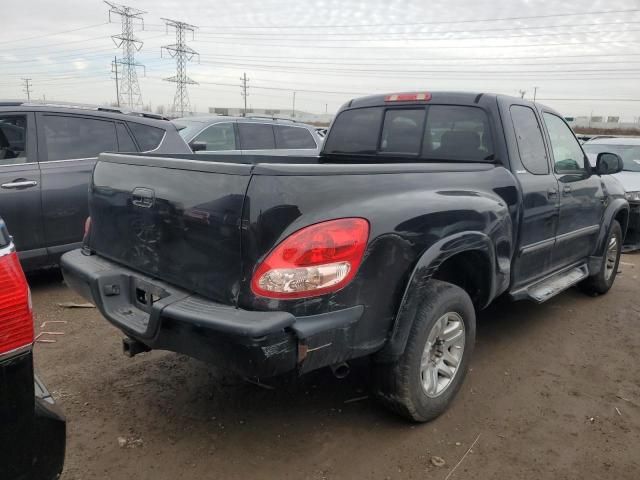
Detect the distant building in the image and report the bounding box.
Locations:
[566,115,640,130]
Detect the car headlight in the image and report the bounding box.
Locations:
[625,191,640,202]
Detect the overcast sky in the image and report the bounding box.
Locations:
[3,0,640,119]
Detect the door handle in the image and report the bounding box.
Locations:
[547,188,558,199]
[562,185,572,196]
[1,180,38,189]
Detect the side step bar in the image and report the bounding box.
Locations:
[511,264,590,303]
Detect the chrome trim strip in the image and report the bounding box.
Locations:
[0,344,33,362]
[0,162,38,167]
[520,237,555,255]
[142,130,168,153]
[0,242,15,257]
[556,224,600,243]
[38,157,96,164]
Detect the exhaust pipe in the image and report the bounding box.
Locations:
[122,337,151,358]
[330,362,350,379]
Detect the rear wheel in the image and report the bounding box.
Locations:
[373,279,476,422]
[580,220,622,295]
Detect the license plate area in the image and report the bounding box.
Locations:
[97,274,171,338]
[131,277,169,314]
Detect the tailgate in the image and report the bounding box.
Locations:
[87,154,253,305]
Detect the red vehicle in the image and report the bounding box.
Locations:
[0,218,66,480]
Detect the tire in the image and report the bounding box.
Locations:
[373,279,476,422]
[580,220,622,295]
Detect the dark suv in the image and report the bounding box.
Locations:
[0,101,192,271]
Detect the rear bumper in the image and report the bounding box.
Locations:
[60,249,364,377]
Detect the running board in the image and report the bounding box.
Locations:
[512,264,590,303]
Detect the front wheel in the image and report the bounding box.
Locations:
[580,220,622,295]
[373,279,476,422]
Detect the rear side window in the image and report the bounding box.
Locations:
[0,115,28,165]
[128,122,165,151]
[324,105,493,161]
[422,106,493,161]
[194,123,236,151]
[116,123,137,152]
[510,105,549,174]
[274,125,316,149]
[238,123,275,150]
[43,115,117,161]
[380,109,425,155]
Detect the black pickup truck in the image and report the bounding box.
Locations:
[61,92,628,421]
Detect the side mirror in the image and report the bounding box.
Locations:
[189,140,207,152]
[595,152,623,175]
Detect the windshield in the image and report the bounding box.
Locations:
[583,143,640,172]
[173,120,207,142]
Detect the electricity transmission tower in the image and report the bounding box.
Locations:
[162,18,199,116]
[240,73,249,116]
[105,1,145,109]
[22,78,32,101]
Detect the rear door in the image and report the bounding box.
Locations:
[238,122,277,155]
[37,113,119,259]
[506,103,560,287]
[541,111,604,267]
[274,125,319,156]
[0,112,46,269]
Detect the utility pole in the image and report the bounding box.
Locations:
[105,1,145,109]
[162,18,199,117]
[111,56,120,107]
[518,89,527,99]
[292,91,296,118]
[22,78,32,101]
[325,103,328,114]
[533,86,539,102]
[240,72,249,117]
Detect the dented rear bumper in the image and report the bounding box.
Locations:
[61,249,363,377]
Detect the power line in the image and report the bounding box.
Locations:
[105,1,146,109]
[187,37,640,50]
[195,8,640,29]
[193,26,640,42]
[161,18,199,116]
[1,22,110,45]
[192,20,640,37]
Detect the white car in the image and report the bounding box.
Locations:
[584,137,640,250]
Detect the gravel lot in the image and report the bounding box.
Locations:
[30,255,640,480]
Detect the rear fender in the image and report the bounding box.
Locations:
[376,231,496,362]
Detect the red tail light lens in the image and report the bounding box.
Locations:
[384,92,432,102]
[0,251,34,356]
[251,218,370,299]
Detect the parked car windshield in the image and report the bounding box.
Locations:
[583,143,640,172]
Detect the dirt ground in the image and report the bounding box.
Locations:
[29,255,640,480]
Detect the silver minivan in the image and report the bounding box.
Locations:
[174,116,322,157]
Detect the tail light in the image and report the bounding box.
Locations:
[0,250,34,356]
[384,92,432,102]
[251,218,370,299]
